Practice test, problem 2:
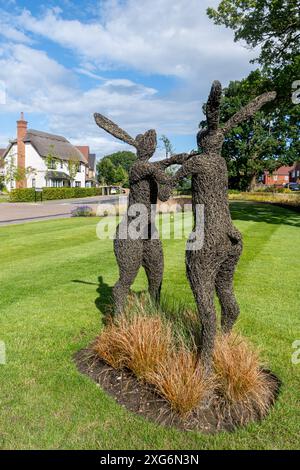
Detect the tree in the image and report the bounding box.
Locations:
[207,0,300,108]
[4,152,37,189]
[207,0,300,69]
[159,135,175,158]
[0,175,5,191]
[113,165,128,186]
[206,2,300,188]
[199,71,299,190]
[102,151,136,172]
[96,151,136,186]
[97,157,116,185]
[67,158,80,186]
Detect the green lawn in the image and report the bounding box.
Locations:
[0,201,299,450]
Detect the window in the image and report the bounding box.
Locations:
[297,170,300,177]
[49,159,56,169]
[75,181,81,187]
[285,176,289,181]
[77,164,81,173]
[274,175,278,181]
[32,178,36,188]
[60,160,63,169]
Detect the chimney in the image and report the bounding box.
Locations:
[16,112,28,189]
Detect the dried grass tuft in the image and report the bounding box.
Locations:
[147,345,214,416]
[94,313,172,378]
[93,296,276,419]
[213,333,275,416]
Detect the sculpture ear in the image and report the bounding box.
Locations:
[205,80,222,131]
[94,113,137,147]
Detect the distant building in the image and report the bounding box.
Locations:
[1,113,98,191]
[263,165,295,186]
[76,146,98,188]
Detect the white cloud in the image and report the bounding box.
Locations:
[16,0,254,80]
[0,0,257,156]
[0,43,200,154]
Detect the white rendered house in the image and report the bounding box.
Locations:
[2,113,96,191]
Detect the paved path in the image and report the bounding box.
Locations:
[0,195,122,226]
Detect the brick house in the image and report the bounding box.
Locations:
[263,165,295,186]
[76,146,98,188]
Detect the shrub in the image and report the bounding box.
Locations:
[9,187,104,202]
[71,206,95,217]
[228,191,300,209]
[9,188,35,202]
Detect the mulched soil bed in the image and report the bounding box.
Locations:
[74,346,281,434]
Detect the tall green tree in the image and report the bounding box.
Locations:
[206,0,300,188]
[207,1,300,103]
[97,158,116,185]
[207,0,300,69]
[159,135,175,158]
[200,71,299,189]
[113,165,128,186]
[102,151,136,172]
[96,151,137,186]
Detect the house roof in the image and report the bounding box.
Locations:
[45,171,71,180]
[24,130,88,164]
[265,165,295,176]
[76,146,90,160]
[2,130,88,164]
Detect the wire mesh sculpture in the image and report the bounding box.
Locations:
[171,81,276,370]
[94,113,186,314]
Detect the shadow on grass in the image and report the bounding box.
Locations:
[72,276,113,324]
[229,201,300,227]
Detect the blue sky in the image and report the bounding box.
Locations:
[0,0,255,159]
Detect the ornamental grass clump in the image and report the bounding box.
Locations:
[93,309,172,378]
[213,333,275,416]
[147,345,214,416]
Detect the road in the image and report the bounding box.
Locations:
[0,195,122,226]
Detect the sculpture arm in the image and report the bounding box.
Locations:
[130,162,172,185]
[154,153,191,168]
[174,155,209,182]
[222,91,276,134]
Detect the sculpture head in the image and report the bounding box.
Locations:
[197,127,224,153]
[94,113,157,162]
[135,129,157,161]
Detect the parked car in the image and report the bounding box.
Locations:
[284,183,300,191]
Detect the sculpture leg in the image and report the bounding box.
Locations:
[186,251,218,371]
[142,238,164,304]
[113,238,143,315]
[215,240,243,333]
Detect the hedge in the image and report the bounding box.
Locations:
[228,191,300,210]
[9,187,104,202]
